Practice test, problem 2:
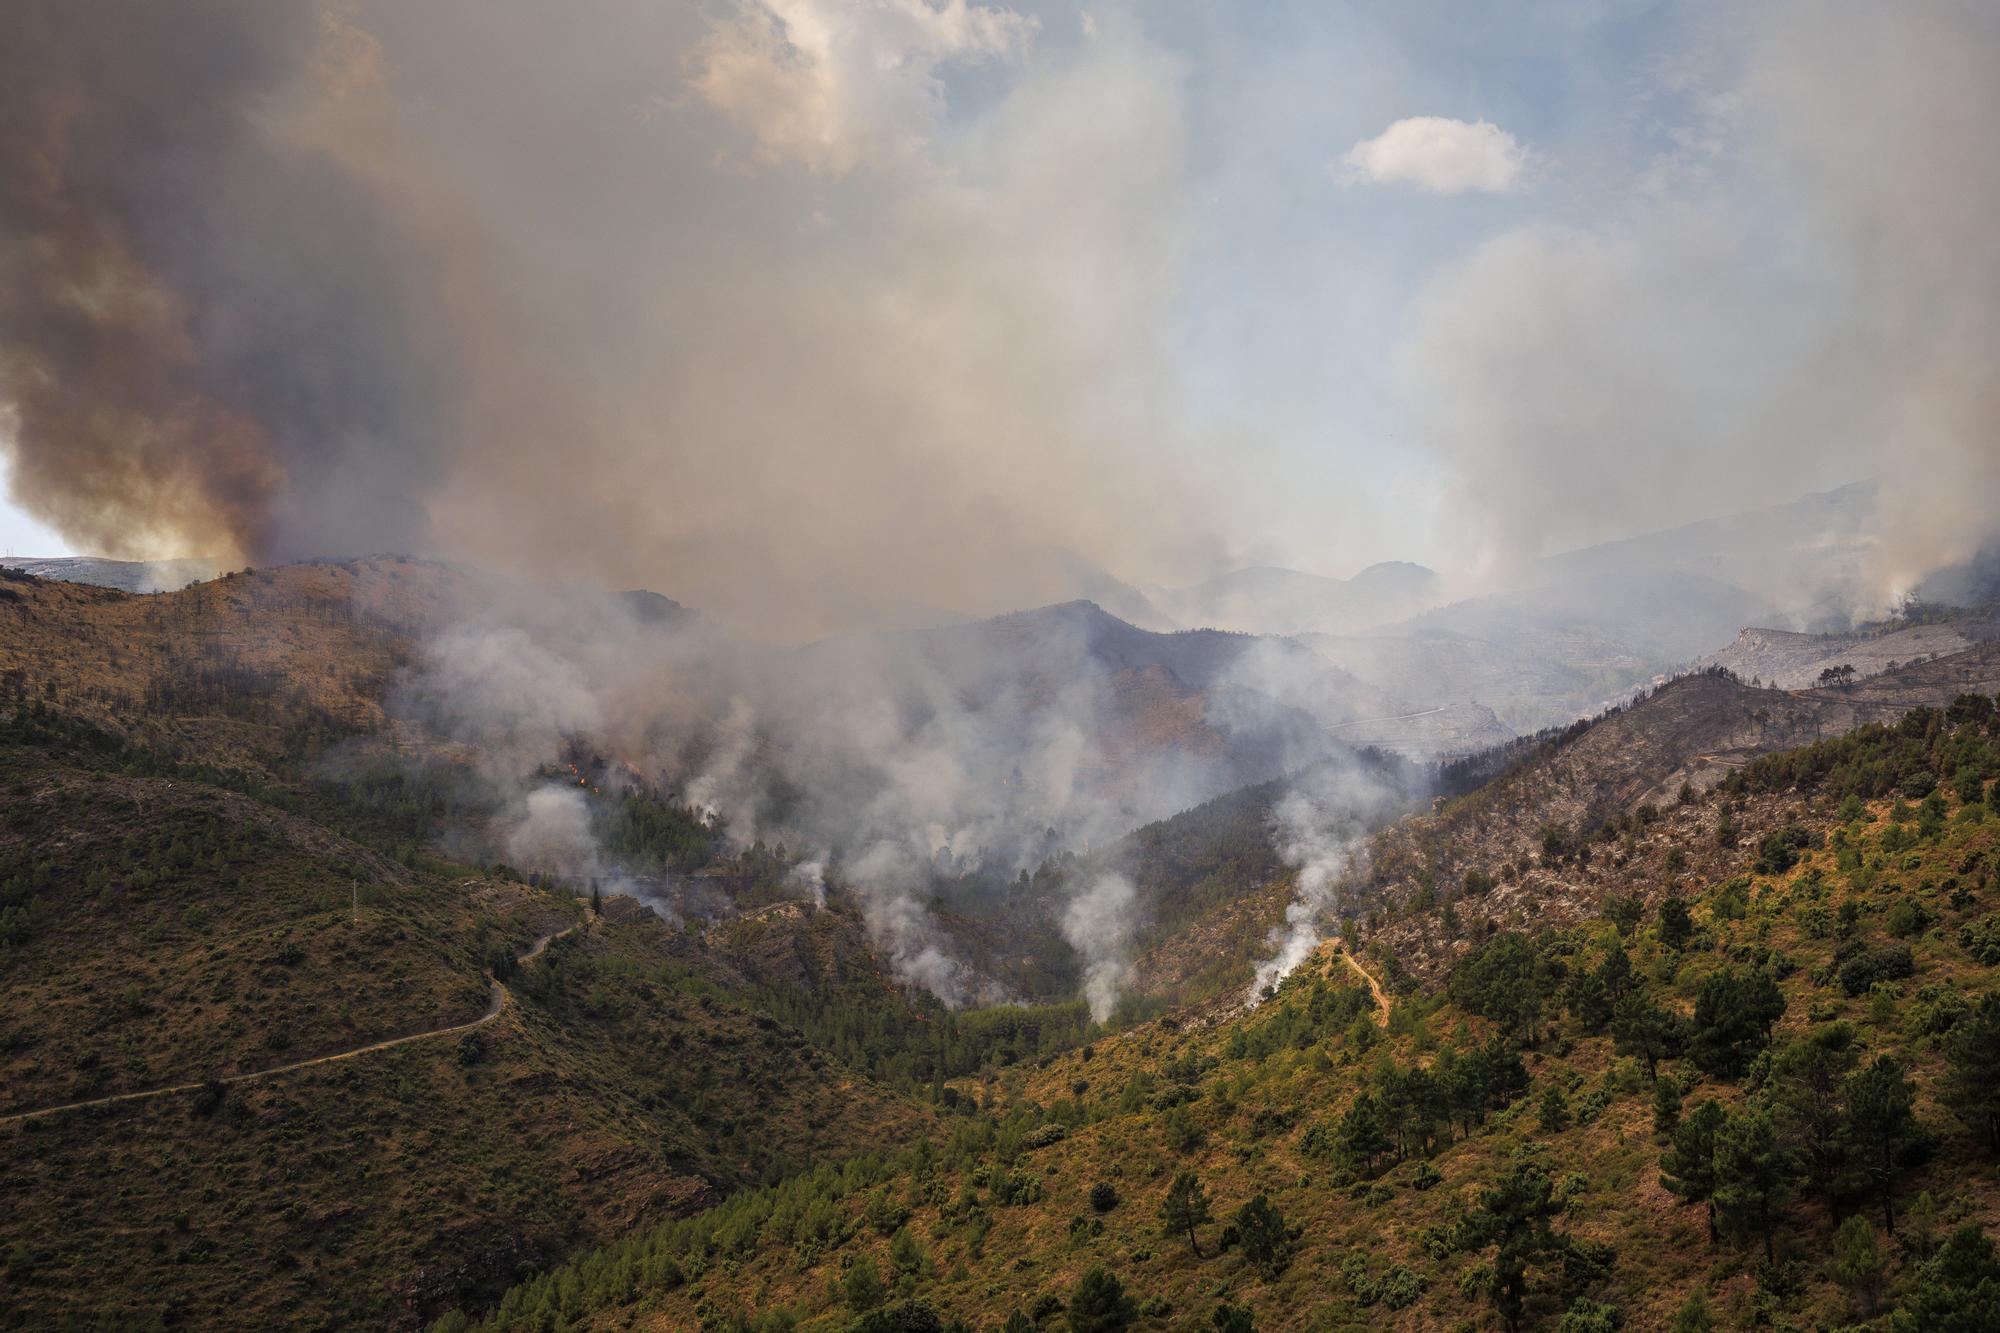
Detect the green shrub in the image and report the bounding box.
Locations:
[1378,1263,1428,1311]
[1836,943,1915,997]
[1959,913,2000,965]
[1885,897,1934,938]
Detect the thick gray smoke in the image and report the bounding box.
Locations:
[0,5,464,565]
[391,573,1347,1007]
[1400,1,2000,608]
[0,0,1214,639]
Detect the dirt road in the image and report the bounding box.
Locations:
[1336,945,1391,1026]
[0,920,583,1127]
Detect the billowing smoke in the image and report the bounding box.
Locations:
[1400,1,2000,608]
[504,786,602,886]
[7,3,1998,627]
[0,5,464,565]
[386,572,1341,1005]
[0,0,1216,639]
[1248,762,1392,1004]
[1061,873,1137,1022]
[846,840,993,1009]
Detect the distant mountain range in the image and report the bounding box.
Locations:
[0,555,216,592]
[14,481,1993,753]
[1138,560,1442,637]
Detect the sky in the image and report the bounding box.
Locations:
[2,1,1996,633]
[0,459,71,557]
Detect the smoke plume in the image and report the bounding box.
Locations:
[1248,761,1394,1004]
[389,571,1341,1005]
[0,0,1213,639]
[1061,873,1137,1022]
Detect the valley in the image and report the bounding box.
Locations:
[6,7,2000,1329]
[3,554,1999,1330]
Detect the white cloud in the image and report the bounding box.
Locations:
[691,0,1037,176]
[1341,116,1530,194]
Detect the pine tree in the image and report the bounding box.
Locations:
[1338,1092,1391,1176]
[1473,1163,1567,1332]
[1714,1107,1793,1263]
[1233,1194,1294,1279]
[1539,1083,1570,1134]
[1764,1025,1861,1217]
[1895,1223,2000,1328]
[845,1253,885,1312]
[1658,898,1695,952]
[1845,1055,1925,1235]
[1826,1215,1884,1316]
[1688,968,1786,1078]
[1612,992,1683,1080]
[1158,1171,1211,1257]
[1943,993,2000,1155]
[1652,1075,1682,1134]
[1661,1099,1726,1244]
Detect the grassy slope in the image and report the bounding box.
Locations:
[457,751,2000,1332]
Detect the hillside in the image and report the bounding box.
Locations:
[0,686,1037,1329]
[1357,649,2000,978]
[444,699,2000,1331]
[0,562,1367,1010]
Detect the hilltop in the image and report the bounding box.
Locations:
[0,555,217,593]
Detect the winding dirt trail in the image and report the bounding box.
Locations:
[1336,945,1391,1027]
[0,919,584,1127]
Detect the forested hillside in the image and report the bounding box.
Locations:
[448,697,2000,1331]
[0,677,1083,1328]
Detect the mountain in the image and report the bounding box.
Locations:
[1302,567,1763,735]
[1360,644,2000,980]
[0,700,939,1329]
[1293,486,1914,736]
[0,561,1428,1013]
[1142,561,1442,637]
[1527,480,1880,629]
